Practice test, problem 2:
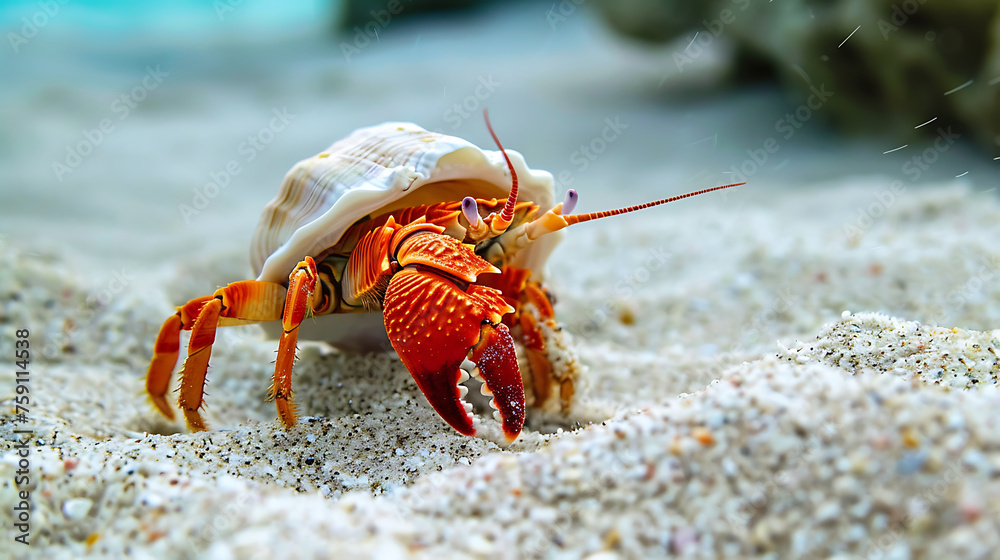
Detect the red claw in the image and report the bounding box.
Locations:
[383,267,525,443]
[470,322,525,443]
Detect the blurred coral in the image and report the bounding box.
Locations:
[595,0,1000,151]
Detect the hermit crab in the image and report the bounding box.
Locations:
[145,112,741,443]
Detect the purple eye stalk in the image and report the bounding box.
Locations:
[562,189,578,215]
[462,196,480,226]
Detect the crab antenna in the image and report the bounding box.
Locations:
[563,182,744,226]
[516,182,745,245]
[483,109,518,229]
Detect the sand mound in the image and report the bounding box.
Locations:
[3,182,1000,558]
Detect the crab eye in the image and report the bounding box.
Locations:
[462,196,480,225]
[562,189,578,215]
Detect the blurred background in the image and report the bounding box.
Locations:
[5,4,1000,556]
[1,0,997,271]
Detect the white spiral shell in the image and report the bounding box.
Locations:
[252,122,561,283]
[250,122,563,348]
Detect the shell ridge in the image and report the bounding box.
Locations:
[252,122,559,284]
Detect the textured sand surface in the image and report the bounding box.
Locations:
[3,180,1000,559]
[3,5,1000,558]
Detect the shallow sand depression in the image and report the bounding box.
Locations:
[2,179,999,558]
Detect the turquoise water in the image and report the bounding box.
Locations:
[2,0,333,45]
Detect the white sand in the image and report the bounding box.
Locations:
[3,5,1000,559]
[3,180,1000,559]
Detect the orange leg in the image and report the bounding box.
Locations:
[520,282,576,411]
[519,311,554,407]
[178,298,222,430]
[479,267,579,413]
[145,279,287,430]
[147,314,182,418]
[269,258,319,428]
[147,295,213,421]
